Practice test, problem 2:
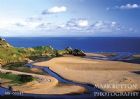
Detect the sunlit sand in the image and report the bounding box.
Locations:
[34,54,140,92]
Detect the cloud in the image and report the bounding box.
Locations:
[13,20,43,31]
[107,4,140,10]
[37,23,56,30]
[78,20,89,27]
[0,16,135,36]
[64,19,131,33]
[120,4,140,9]
[26,17,42,22]
[89,21,121,32]
[14,22,25,27]
[42,6,67,14]
[66,19,89,28]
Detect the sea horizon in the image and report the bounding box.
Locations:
[3,37,140,53]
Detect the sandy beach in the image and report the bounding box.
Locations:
[34,54,140,92]
[0,68,86,94]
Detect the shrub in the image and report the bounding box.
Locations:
[65,47,73,54]
[17,74,34,83]
[72,49,86,56]
[0,73,34,84]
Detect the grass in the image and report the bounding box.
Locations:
[0,44,60,65]
[0,72,34,84]
[0,38,60,65]
[3,62,33,74]
[0,38,85,66]
[3,62,46,75]
[0,38,86,77]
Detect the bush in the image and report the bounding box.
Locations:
[17,74,34,83]
[65,47,73,54]
[72,49,86,56]
[0,73,34,84]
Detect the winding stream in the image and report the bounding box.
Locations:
[26,64,102,96]
[0,63,102,99]
[0,87,10,96]
[0,53,134,98]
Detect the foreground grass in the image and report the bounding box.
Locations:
[3,62,46,75]
[0,72,34,84]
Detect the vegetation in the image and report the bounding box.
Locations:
[0,72,34,84]
[60,46,86,56]
[0,38,61,65]
[72,49,86,56]
[3,62,26,70]
[0,37,86,72]
[65,46,73,54]
[0,37,86,87]
[3,62,45,75]
[0,47,24,65]
[16,74,34,83]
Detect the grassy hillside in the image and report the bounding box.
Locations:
[0,38,60,65]
[0,37,85,66]
[0,38,22,65]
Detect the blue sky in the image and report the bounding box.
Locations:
[0,0,140,37]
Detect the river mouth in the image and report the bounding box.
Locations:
[0,63,102,99]
[27,64,102,94]
[0,53,137,98]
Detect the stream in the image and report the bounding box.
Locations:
[87,52,133,61]
[0,63,102,99]
[0,53,135,98]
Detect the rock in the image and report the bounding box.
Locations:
[72,49,86,56]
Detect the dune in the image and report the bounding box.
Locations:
[34,55,140,92]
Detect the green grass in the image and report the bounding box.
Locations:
[0,38,60,65]
[0,72,34,84]
[3,63,32,73]
[0,72,19,80]
[0,37,85,76]
[0,42,60,65]
[0,47,24,65]
[3,62,46,75]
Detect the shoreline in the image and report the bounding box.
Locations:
[34,53,140,92]
[0,63,87,95]
[0,52,140,97]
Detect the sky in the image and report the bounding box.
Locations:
[0,0,140,37]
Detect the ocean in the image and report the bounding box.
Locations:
[3,37,140,53]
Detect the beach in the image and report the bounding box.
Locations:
[0,67,86,95]
[34,54,140,92]
[1,53,140,95]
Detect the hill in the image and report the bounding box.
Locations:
[0,37,59,66]
[0,37,85,66]
[0,38,12,48]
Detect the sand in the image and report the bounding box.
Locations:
[0,68,86,94]
[34,55,140,92]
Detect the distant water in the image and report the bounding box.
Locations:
[4,37,140,53]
